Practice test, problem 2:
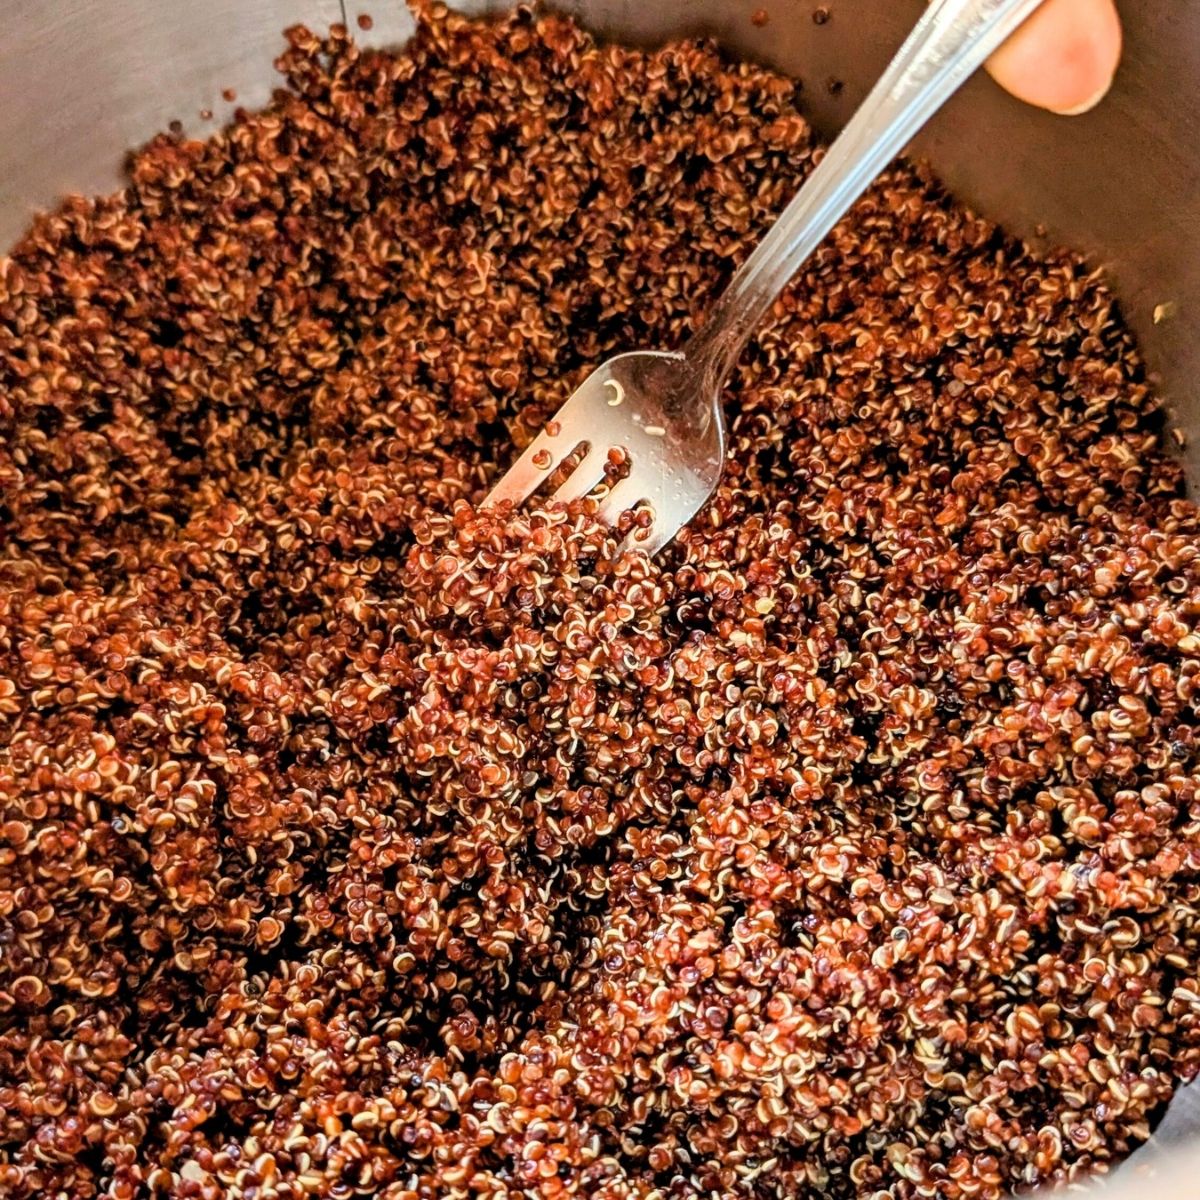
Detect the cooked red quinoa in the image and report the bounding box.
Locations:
[2,5,1199,1198]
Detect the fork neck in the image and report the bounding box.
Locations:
[682,281,772,396]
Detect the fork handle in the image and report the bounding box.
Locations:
[683,0,1048,391]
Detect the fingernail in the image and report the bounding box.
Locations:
[1051,74,1115,116]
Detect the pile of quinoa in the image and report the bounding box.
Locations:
[3,5,1200,1198]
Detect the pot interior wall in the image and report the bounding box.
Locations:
[1,0,1196,476]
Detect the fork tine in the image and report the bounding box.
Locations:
[550,444,611,505]
[593,474,646,528]
[485,350,723,556]
[486,430,576,508]
[612,475,712,557]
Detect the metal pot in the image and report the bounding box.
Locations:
[1,1,1197,1194]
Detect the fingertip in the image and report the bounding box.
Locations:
[987,0,1122,115]
[1052,78,1115,117]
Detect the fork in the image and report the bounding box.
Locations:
[485,0,1047,555]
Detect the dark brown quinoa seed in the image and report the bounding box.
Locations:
[2,4,1199,1198]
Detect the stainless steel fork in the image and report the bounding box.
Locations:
[485,0,1048,555]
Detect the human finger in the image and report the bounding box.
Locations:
[986,0,1122,115]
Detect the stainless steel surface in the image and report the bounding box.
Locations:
[0,0,348,226]
[487,0,1051,553]
[1,0,1198,1190]
[486,350,723,556]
